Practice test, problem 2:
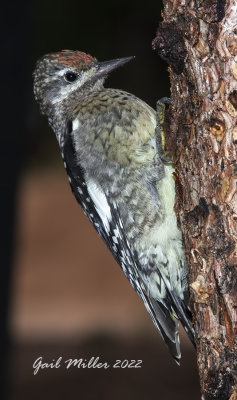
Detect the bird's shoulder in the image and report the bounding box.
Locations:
[73,88,156,126]
[69,89,157,167]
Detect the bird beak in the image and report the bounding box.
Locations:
[96,56,135,77]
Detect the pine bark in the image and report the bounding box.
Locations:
[153,1,237,399]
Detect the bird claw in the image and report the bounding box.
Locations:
[156,98,172,164]
[157,97,172,106]
[160,154,172,163]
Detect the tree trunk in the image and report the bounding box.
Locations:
[153,1,237,399]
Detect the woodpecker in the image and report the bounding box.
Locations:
[33,50,195,362]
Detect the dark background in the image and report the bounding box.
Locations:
[1,1,200,399]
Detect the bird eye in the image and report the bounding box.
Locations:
[64,71,78,83]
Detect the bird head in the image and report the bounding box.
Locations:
[33,49,134,115]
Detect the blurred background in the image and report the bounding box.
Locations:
[1,0,200,399]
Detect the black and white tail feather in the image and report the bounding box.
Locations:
[63,131,195,363]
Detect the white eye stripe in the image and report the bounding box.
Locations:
[56,68,74,77]
[51,69,92,105]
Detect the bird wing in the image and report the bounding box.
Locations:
[62,130,187,362]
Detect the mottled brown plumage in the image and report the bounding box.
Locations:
[33,50,194,362]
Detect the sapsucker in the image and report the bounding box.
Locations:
[33,50,195,362]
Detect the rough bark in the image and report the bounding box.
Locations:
[153,1,237,399]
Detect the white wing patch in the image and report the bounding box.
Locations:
[72,118,80,131]
[87,180,112,234]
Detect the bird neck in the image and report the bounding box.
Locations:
[45,77,106,148]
